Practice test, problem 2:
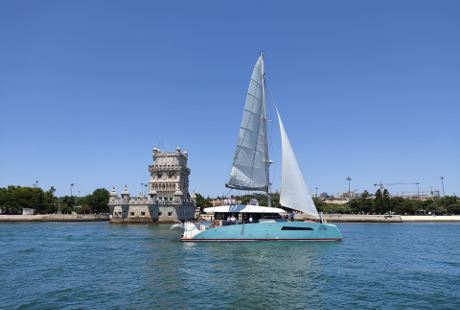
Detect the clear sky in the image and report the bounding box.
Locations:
[1,0,459,197]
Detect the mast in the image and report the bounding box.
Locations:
[260,52,272,207]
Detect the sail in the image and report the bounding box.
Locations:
[276,109,319,218]
[226,54,269,191]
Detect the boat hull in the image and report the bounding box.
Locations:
[181,221,342,242]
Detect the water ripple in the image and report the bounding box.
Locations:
[1,223,460,309]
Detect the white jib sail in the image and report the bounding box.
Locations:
[226,54,269,191]
[276,109,319,218]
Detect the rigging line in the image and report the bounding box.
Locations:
[223,188,233,199]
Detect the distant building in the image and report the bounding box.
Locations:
[323,198,349,205]
[22,208,36,215]
[340,191,358,199]
[109,147,196,223]
[211,198,240,207]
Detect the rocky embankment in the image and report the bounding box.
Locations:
[0,214,109,222]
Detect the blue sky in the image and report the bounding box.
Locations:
[1,0,459,197]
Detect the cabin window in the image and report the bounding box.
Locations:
[141,212,145,216]
[130,212,134,216]
[281,226,314,231]
[168,212,173,216]
[159,212,162,216]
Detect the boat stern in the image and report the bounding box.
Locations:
[180,222,204,241]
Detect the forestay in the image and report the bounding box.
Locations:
[276,109,319,218]
[226,54,269,191]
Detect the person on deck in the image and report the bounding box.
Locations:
[249,215,253,223]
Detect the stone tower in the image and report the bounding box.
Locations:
[148,147,191,205]
[109,147,196,223]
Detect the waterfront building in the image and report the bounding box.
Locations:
[22,208,36,215]
[108,147,196,223]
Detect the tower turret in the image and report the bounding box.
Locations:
[109,186,118,203]
[121,185,130,203]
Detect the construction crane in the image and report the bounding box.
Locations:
[373,182,420,197]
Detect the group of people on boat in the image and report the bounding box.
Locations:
[224,214,254,224]
[226,215,238,224]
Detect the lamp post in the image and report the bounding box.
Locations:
[70,183,75,213]
[144,184,148,196]
[416,182,420,198]
[315,187,318,198]
[141,182,144,196]
[440,177,445,197]
[346,176,352,198]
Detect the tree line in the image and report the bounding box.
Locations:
[317,189,460,215]
[2,186,459,216]
[0,186,110,215]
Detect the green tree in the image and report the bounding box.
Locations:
[76,205,92,214]
[87,188,110,213]
[195,193,212,213]
[62,196,76,212]
[319,203,352,214]
[348,190,373,214]
[0,186,48,214]
[390,197,416,215]
[61,204,73,214]
[374,189,383,214]
[382,189,391,213]
[446,203,460,215]
[43,187,57,214]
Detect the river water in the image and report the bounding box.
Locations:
[1,222,459,309]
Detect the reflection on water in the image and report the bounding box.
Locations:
[1,223,459,309]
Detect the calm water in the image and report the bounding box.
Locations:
[1,223,459,309]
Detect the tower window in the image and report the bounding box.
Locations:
[168,212,173,216]
[130,212,134,216]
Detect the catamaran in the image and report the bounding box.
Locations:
[181,53,342,242]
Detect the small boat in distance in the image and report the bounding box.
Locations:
[181,53,342,242]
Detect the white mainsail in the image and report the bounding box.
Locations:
[226,54,269,191]
[276,109,319,218]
